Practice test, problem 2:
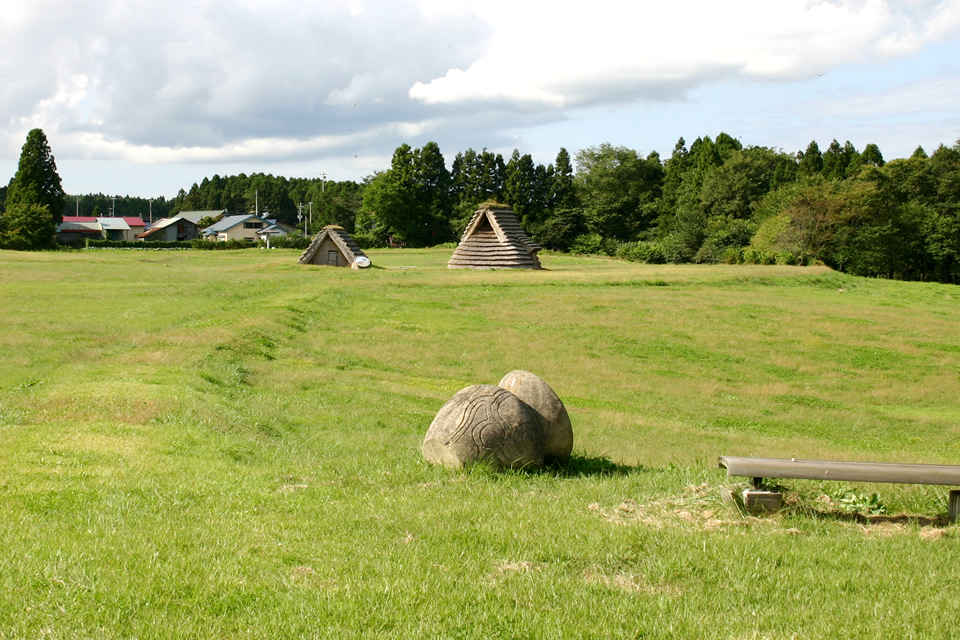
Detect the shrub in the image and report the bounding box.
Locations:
[615,241,667,264]
[86,239,192,250]
[569,233,606,256]
[722,247,743,264]
[259,235,311,250]
[190,238,257,250]
[659,233,693,264]
[775,250,798,266]
[741,248,775,265]
[0,203,57,250]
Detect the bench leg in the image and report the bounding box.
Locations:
[949,491,960,523]
[742,489,782,516]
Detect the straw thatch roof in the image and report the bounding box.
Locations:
[298,226,370,268]
[447,205,542,270]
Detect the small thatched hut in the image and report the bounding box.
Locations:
[298,226,370,268]
[447,205,541,269]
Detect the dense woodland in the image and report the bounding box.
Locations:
[3,131,960,283]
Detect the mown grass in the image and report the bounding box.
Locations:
[1,248,959,638]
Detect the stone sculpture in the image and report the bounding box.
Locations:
[498,370,573,460]
[423,371,572,469]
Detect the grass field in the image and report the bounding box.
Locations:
[1,247,959,638]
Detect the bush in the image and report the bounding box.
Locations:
[569,233,606,256]
[741,248,775,265]
[775,250,798,266]
[722,247,743,264]
[86,239,192,250]
[0,203,57,250]
[190,238,258,250]
[615,241,666,264]
[659,233,693,264]
[351,232,388,250]
[259,235,311,250]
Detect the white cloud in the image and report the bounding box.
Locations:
[411,0,960,106]
[1,0,487,149]
[2,0,959,194]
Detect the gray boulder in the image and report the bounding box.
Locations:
[498,370,573,460]
[423,384,544,469]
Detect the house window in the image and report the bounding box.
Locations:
[243,221,263,229]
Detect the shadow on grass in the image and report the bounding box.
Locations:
[458,454,639,479]
[806,510,951,528]
[544,454,640,478]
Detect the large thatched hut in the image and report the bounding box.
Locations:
[298,226,370,268]
[447,205,541,269]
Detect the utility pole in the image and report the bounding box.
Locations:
[111,197,116,217]
[319,171,327,227]
[308,201,313,235]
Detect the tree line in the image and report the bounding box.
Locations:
[168,173,363,232]
[359,136,960,283]
[2,128,959,284]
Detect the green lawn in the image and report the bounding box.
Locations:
[1,248,959,638]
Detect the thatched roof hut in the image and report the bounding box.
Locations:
[298,226,370,269]
[447,205,542,270]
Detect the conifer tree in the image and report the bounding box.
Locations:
[1,129,64,249]
[6,128,65,223]
[798,140,823,176]
[551,148,577,209]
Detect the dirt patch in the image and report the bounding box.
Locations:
[583,567,681,595]
[588,483,950,536]
[587,483,772,531]
[485,560,544,582]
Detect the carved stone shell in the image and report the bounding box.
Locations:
[423,384,544,469]
[498,370,573,460]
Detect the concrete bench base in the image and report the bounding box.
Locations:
[719,456,960,521]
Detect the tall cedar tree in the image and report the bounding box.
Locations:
[6,128,65,223]
[1,129,65,250]
[798,140,824,176]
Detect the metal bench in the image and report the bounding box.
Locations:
[718,456,960,520]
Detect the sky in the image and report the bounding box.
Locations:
[2,0,959,199]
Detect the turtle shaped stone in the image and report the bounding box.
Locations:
[422,384,544,469]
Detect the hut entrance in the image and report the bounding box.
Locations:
[327,250,339,266]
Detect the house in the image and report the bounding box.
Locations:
[255,221,300,245]
[137,217,200,242]
[56,216,147,243]
[447,204,542,269]
[120,217,147,240]
[271,220,299,235]
[175,210,227,226]
[56,217,102,245]
[298,226,370,268]
[98,217,131,242]
[202,214,272,242]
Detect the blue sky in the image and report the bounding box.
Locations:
[2,0,959,199]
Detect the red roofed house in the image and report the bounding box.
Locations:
[56,217,148,244]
